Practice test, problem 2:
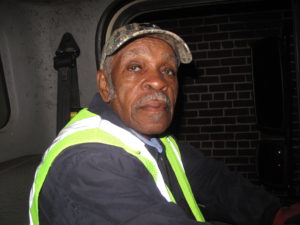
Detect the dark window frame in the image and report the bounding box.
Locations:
[95,0,259,70]
[0,55,10,128]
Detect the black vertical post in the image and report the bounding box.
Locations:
[54,33,80,134]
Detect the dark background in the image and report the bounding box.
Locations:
[133,1,300,200]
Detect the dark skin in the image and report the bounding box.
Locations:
[97,37,179,138]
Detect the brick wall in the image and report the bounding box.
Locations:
[133,2,300,198]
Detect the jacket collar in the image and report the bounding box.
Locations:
[88,93,128,130]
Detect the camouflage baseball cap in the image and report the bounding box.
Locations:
[99,23,192,69]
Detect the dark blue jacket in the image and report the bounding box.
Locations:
[39,93,280,225]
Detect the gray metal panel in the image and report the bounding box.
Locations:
[0,0,111,162]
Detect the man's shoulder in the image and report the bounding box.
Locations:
[48,142,149,180]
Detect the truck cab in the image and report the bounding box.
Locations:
[1,0,300,224]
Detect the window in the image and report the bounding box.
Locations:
[0,55,10,128]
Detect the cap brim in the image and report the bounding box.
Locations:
[100,27,192,69]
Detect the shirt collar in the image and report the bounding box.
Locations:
[130,129,163,153]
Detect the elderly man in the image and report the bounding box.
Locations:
[29,23,299,225]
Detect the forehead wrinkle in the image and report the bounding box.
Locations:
[118,49,177,65]
[119,49,147,60]
[162,53,177,64]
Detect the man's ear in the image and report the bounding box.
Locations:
[96,70,110,103]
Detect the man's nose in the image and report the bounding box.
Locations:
[143,69,168,91]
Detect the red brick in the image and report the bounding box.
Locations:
[183,110,198,117]
[234,40,248,47]
[193,51,207,59]
[179,18,204,26]
[213,149,237,156]
[189,94,200,101]
[184,85,208,93]
[206,67,230,75]
[210,42,221,49]
[184,35,203,42]
[226,125,250,132]
[179,126,200,133]
[188,118,211,125]
[195,59,220,67]
[188,43,197,51]
[226,141,237,148]
[199,109,223,117]
[238,141,250,148]
[209,84,234,92]
[221,74,245,83]
[220,23,245,31]
[221,57,246,66]
[226,92,238,100]
[201,126,224,133]
[153,20,179,28]
[231,65,252,73]
[204,33,229,41]
[222,41,234,48]
[208,50,232,58]
[225,108,249,116]
[202,141,213,148]
[238,92,251,99]
[214,141,225,148]
[236,132,259,140]
[229,31,256,39]
[212,117,236,124]
[194,25,218,33]
[204,15,228,24]
[197,76,219,84]
[171,27,194,36]
[197,43,209,50]
[233,100,254,107]
[186,134,209,141]
[230,12,281,22]
[211,133,234,140]
[214,93,225,100]
[185,102,208,109]
[235,83,253,91]
[233,48,251,56]
[209,101,232,108]
[201,93,213,101]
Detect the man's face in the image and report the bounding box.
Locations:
[98,37,178,137]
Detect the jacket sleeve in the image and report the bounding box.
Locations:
[38,143,213,225]
[178,141,281,225]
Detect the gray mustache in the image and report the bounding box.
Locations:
[134,92,171,109]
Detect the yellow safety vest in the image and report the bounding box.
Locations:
[29,108,205,225]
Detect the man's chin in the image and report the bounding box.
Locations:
[133,122,171,138]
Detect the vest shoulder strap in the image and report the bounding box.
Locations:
[160,137,205,222]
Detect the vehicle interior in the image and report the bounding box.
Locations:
[1,0,300,224]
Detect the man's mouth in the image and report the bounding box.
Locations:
[139,100,168,112]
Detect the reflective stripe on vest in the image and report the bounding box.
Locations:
[29,108,205,225]
[162,137,205,222]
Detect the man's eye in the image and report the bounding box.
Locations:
[163,68,176,76]
[128,65,141,72]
